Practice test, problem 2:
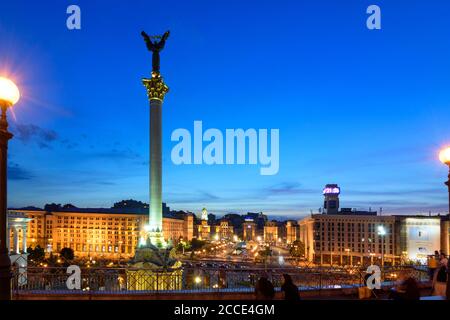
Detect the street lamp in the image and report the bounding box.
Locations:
[377,225,386,269]
[439,147,450,215]
[0,76,20,300]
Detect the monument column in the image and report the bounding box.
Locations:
[140,30,170,248]
[143,73,168,247]
[149,96,162,232]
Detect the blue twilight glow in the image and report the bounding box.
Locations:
[0,1,450,217]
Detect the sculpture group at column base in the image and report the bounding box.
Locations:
[145,231,167,249]
[131,230,180,268]
[127,235,182,291]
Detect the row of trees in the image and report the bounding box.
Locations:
[27,246,75,265]
[289,240,306,258]
[26,239,305,266]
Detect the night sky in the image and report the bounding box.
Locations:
[1,0,450,217]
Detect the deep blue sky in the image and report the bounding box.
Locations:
[1,0,450,218]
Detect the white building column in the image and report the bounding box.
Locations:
[22,227,27,253]
[13,227,20,254]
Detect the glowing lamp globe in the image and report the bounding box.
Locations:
[0,77,20,106]
[377,225,386,236]
[439,147,450,165]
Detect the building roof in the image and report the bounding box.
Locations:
[10,208,186,220]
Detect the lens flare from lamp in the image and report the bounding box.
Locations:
[0,77,20,106]
[439,147,450,165]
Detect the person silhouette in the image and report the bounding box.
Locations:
[281,274,300,300]
[255,276,275,300]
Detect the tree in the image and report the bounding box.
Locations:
[60,247,75,261]
[28,245,45,262]
[113,199,148,209]
[44,203,62,212]
[290,240,305,258]
[176,239,190,254]
[62,203,77,209]
[190,239,206,251]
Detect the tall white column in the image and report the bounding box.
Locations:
[22,227,27,253]
[142,74,169,248]
[149,98,162,233]
[13,227,19,254]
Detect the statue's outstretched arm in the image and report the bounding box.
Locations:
[156,30,170,50]
[141,31,154,50]
[141,31,150,41]
[161,30,170,41]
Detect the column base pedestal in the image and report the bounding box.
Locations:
[140,230,167,249]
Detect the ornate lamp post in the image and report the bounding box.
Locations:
[439,147,450,215]
[0,76,20,300]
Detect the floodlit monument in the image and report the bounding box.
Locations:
[127,30,181,290]
[141,30,170,248]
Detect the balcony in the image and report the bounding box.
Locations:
[11,265,430,300]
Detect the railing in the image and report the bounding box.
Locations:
[11,265,429,296]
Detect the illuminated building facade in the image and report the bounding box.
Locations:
[7,211,32,281]
[263,221,279,244]
[214,220,234,240]
[10,209,194,260]
[298,184,445,265]
[195,209,235,241]
[7,211,32,255]
[399,217,441,262]
[243,218,256,241]
[300,214,396,265]
[299,214,442,265]
[285,220,300,244]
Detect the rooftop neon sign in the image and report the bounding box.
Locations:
[323,186,340,195]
